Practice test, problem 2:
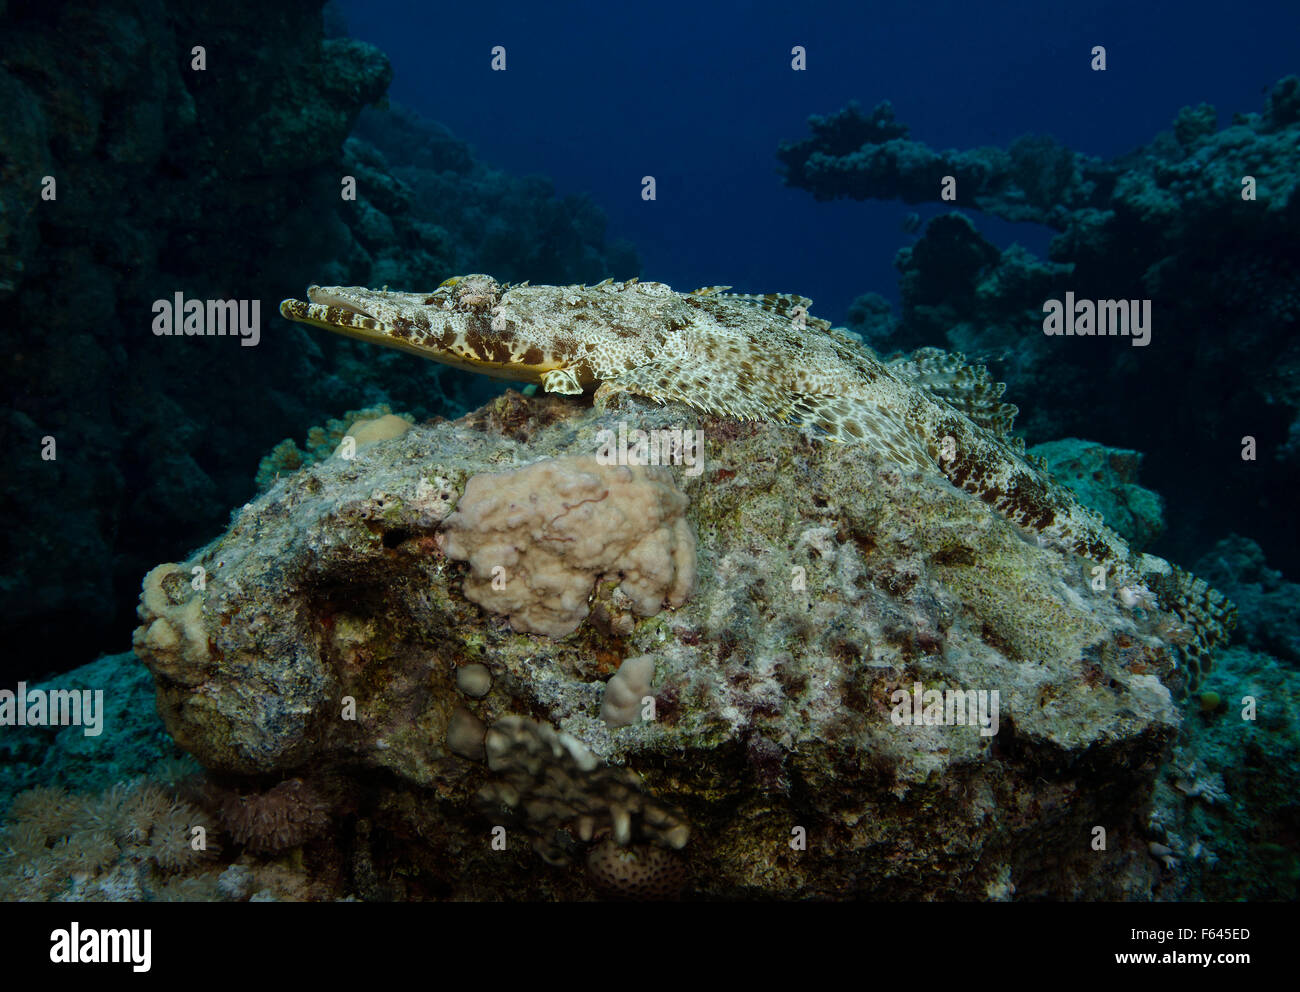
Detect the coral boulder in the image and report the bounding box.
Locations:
[133,391,1204,898]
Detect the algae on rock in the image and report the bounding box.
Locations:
[133,391,1206,899]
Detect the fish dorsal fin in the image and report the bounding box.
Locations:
[712,291,833,332]
[719,291,813,313]
[890,347,1020,443]
[690,285,733,296]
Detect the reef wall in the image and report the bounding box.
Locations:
[0,0,638,675]
[779,80,1300,575]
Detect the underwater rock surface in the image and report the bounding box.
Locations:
[1027,438,1165,551]
[0,652,178,808]
[1146,644,1300,901]
[132,392,1203,898]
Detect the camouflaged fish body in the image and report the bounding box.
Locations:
[280,275,1235,679]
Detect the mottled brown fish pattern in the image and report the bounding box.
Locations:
[280,274,1234,678]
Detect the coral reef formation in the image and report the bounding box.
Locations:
[6,1,1294,904]
[1144,643,1300,900]
[0,0,639,673]
[0,780,220,901]
[0,773,341,901]
[255,404,413,491]
[781,79,1300,574]
[0,652,182,803]
[280,274,1233,687]
[1193,536,1300,665]
[127,389,1227,898]
[1027,439,1165,550]
[0,0,388,668]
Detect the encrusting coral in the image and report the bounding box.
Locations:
[126,383,1235,898]
[439,456,697,637]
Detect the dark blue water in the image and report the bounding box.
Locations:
[340,0,1299,320]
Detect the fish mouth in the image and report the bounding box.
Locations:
[278,290,415,354]
[278,284,559,385]
[278,286,474,366]
[278,287,378,325]
[304,287,379,319]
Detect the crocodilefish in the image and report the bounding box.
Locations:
[280,274,1235,682]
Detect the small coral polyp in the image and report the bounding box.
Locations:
[0,780,220,902]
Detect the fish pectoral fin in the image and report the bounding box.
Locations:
[596,358,782,421]
[780,391,936,471]
[540,367,585,395]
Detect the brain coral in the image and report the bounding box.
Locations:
[440,455,696,637]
